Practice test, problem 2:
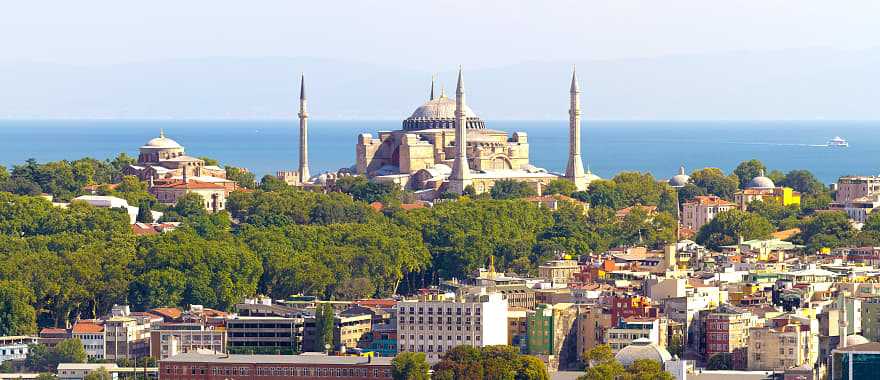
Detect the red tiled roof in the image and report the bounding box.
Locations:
[370,202,384,211]
[686,195,735,206]
[72,321,104,333]
[40,327,68,335]
[353,299,397,308]
[131,224,159,236]
[615,205,657,218]
[148,307,183,320]
[399,203,426,211]
[153,180,225,190]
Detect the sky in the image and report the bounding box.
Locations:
[2,1,880,119]
[4,1,880,70]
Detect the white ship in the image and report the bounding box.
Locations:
[827,136,849,147]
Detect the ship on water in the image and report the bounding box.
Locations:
[827,136,849,147]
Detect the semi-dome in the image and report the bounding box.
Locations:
[746,169,775,189]
[585,167,602,184]
[614,338,672,367]
[402,93,485,131]
[142,131,182,149]
[843,334,870,347]
[669,166,690,187]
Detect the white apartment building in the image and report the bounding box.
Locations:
[682,195,736,231]
[71,320,105,359]
[0,336,38,362]
[603,317,664,352]
[397,291,508,362]
[149,323,226,359]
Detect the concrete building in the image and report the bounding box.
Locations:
[604,317,666,353]
[124,131,226,181]
[57,363,120,380]
[38,328,70,348]
[526,303,579,370]
[682,195,736,230]
[842,193,880,223]
[71,320,105,359]
[507,308,529,353]
[158,352,393,380]
[396,291,507,362]
[835,176,880,204]
[226,317,304,354]
[705,306,756,362]
[747,315,819,371]
[576,305,612,362]
[104,310,154,360]
[538,260,580,284]
[831,342,880,380]
[149,179,228,212]
[0,336,38,362]
[333,313,373,351]
[149,322,226,359]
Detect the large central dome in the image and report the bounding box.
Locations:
[402,94,485,131]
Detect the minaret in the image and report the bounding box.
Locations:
[298,73,310,183]
[839,291,849,348]
[565,66,587,190]
[449,67,472,194]
[430,75,436,101]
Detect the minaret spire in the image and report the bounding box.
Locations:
[430,74,436,101]
[449,66,472,194]
[298,73,310,183]
[565,66,587,190]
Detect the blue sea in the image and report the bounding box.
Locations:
[1,119,878,184]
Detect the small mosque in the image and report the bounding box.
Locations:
[288,67,600,198]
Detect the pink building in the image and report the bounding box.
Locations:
[682,195,735,231]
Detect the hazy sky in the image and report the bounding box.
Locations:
[4,1,880,69]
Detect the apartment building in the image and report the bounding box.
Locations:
[704,306,756,360]
[747,315,818,371]
[682,195,736,230]
[527,303,579,370]
[149,322,226,359]
[0,336,38,362]
[603,317,666,353]
[396,291,507,362]
[226,317,304,354]
[71,320,105,359]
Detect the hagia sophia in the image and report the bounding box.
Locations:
[288,67,599,198]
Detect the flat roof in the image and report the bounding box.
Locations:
[161,353,393,366]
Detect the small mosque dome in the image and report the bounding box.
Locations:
[669,166,690,187]
[142,131,182,149]
[614,338,672,367]
[746,169,775,189]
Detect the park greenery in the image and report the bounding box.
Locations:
[0,154,872,335]
[579,345,673,380]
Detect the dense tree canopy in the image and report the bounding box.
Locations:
[733,159,766,188]
[392,352,430,380]
[433,345,548,380]
[490,180,537,200]
[690,168,738,200]
[696,209,774,250]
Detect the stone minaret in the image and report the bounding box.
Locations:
[839,291,849,348]
[449,67,472,194]
[565,67,587,190]
[298,73,310,183]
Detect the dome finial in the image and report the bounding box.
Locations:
[160,129,165,138]
[679,165,686,175]
[759,168,765,177]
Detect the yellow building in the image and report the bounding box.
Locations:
[734,170,801,210]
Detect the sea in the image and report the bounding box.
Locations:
[1,119,878,184]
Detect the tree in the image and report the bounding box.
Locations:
[136,200,154,223]
[226,166,256,188]
[780,170,826,195]
[55,338,87,364]
[677,183,705,204]
[544,179,576,196]
[706,353,732,370]
[625,359,674,380]
[798,211,854,251]
[334,277,376,300]
[691,168,738,200]
[580,345,624,380]
[0,280,37,336]
[198,157,220,166]
[314,303,335,352]
[612,172,664,207]
[259,175,289,192]
[864,212,880,234]
[586,180,618,208]
[172,193,207,218]
[83,367,112,380]
[748,200,799,231]
[733,159,766,188]
[392,352,429,380]
[433,345,546,380]
[515,355,550,380]
[695,209,774,250]
[490,180,537,200]
[35,374,58,380]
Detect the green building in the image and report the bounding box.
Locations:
[832,342,880,380]
[526,303,579,370]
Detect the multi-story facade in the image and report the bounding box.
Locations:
[226,317,304,354]
[71,320,105,359]
[507,308,529,353]
[363,324,397,358]
[682,195,736,230]
[104,315,153,360]
[576,305,612,362]
[149,322,226,359]
[526,303,579,370]
[396,291,507,362]
[734,187,801,211]
[158,352,393,380]
[831,342,880,380]
[538,260,580,284]
[603,317,666,353]
[843,193,880,223]
[0,336,38,362]
[610,295,659,325]
[38,328,70,348]
[835,176,880,204]
[333,314,372,351]
[861,297,880,342]
[704,307,755,360]
[747,315,818,371]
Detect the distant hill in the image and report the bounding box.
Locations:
[1,47,879,120]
